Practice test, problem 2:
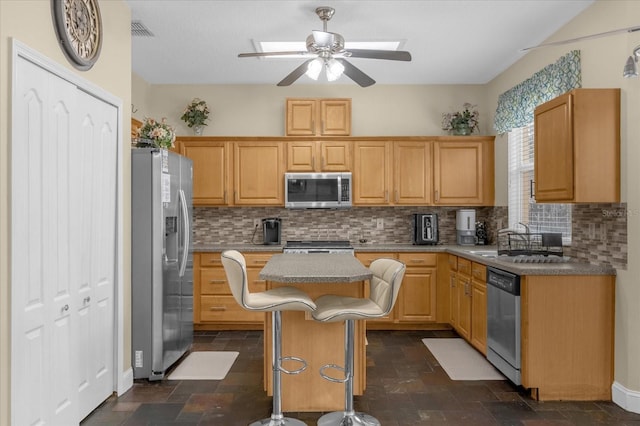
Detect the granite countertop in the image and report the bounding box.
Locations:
[194,243,616,276]
[259,253,373,283]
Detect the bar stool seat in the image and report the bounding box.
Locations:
[221,250,316,426]
[312,258,406,426]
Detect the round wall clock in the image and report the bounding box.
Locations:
[51,0,102,71]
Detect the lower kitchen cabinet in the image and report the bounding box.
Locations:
[521,274,615,401]
[470,262,487,355]
[448,255,487,354]
[194,252,274,330]
[357,252,438,329]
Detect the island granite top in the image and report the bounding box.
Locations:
[259,253,373,283]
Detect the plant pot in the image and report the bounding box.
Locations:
[193,125,204,136]
[135,138,156,148]
[452,124,472,135]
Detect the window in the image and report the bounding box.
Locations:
[508,124,572,242]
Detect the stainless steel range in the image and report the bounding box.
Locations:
[283,240,354,255]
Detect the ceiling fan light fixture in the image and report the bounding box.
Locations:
[326,58,345,81]
[306,58,323,80]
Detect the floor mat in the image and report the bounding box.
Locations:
[167,351,239,380]
[422,338,505,381]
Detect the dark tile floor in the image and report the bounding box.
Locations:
[82,330,640,425]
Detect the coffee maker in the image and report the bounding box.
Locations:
[456,209,476,245]
[262,218,281,245]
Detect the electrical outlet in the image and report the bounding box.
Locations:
[254,218,261,228]
[376,218,384,230]
[588,223,596,239]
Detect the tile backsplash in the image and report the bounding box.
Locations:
[193,203,627,270]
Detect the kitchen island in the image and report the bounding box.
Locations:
[259,253,373,412]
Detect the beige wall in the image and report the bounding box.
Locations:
[485,0,640,399]
[144,84,488,137]
[0,1,132,423]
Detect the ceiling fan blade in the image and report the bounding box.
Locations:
[346,49,412,61]
[277,59,315,86]
[238,51,309,58]
[335,58,375,88]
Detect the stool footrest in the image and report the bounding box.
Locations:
[278,356,307,375]
[319,363,349,383]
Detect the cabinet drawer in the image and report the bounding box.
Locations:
[448,254,458,270]
[355,252,397,266]
[200,252,222,266]
[457,258,471,276]
[398,253,437,267]
[472,262,487,282]
[244,253,274,268]
[200,268,229,294]
[200,295,266,322]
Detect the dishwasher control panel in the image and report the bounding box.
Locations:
[487,267,520,295]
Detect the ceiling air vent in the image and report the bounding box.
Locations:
[131,21,154,37]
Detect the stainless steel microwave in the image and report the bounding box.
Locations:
[285,172,352,209]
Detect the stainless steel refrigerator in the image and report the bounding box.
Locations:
[131,148,193,380]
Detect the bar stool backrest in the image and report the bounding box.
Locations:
[220,250,251,310]
[369,258,406,315]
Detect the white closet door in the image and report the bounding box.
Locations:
[76,90,117,419]
[12,56,79,426]
[12,56,117,425]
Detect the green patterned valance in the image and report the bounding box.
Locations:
[494,50,581,134]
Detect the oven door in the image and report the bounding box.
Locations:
[486,272,521,385]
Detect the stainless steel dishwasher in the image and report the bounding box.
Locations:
[486,267,521,385]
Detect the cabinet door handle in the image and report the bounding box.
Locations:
[409,259,425,264]
[209,306,227,311]
[208,259,222,265]
[384,190,389,202]
[209,279,226,284]
[435,190,439,201]
[223,190,227,204]
[312,156,315,170]
[530,180,536,200]
[395,190,399,203]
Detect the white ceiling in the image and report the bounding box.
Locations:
[126,0,595,86]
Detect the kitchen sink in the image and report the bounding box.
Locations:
[468,250,499,258]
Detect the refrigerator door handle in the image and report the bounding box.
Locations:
[178,188,190,277]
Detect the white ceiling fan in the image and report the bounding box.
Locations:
[237,6,412,87]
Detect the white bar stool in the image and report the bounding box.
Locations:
[221,250,317,426]
[311,258,406,426]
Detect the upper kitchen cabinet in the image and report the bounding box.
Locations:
[433,137,495,206]
[394,140,432,205]
[233,141,284,205]
[286,140,352,171]
[285,98,351,136]
[178,137,230,206]
[353,140,392,204]
[534,88,620,203]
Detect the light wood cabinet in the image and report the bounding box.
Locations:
[397,253,437,322]
[393,141,432,205]
[178,138,230,206]
[521,274,615,400]
[455,258,472,340]
[433,138,495,206]
[286,98,351,136]
[470,262,487,355]
[534,88,620,203]
[356,252,437,328]
[233,141,284,205]
[286,140,351,171]
[353,141,392,204]
[194,252,275,330]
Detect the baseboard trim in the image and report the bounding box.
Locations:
[612,381,640,414]
[118,368,134,396]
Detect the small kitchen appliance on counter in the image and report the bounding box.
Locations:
[456,209,477,245]
[262,217,281,245]
[412,213,438,245]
